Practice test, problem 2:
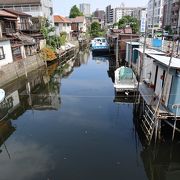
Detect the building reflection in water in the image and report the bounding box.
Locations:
[133,101,180,180]
[0,51,90,154]
[0,120,16,158]
[107,54,180,180]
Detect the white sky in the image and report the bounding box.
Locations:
[53,0,148,16]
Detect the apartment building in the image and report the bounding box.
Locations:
[0,0,54,23]
[147,0,164,29]
[79,3,91,17]
[163,0,179,34]
[114,7,136,23]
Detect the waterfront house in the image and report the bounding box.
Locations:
[132,48,165,81]
[3,8,32,32]
[146,54,180,116]
[70,16,87,35]
[107,27,139,62]
[0,11,14,67]
[54,15,72,40]
[0,9,39,62]
[125,42,140,66]
[0,39,14,68]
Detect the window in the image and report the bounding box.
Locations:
[22,6,30,12]
[0,47,5,60]
[30,5,39,11]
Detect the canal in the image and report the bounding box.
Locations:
[0,50,180,180]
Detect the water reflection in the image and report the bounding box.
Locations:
[0,50,180,180]
[141,143,180,180]
[0,120,15,154]
[0,139,53,180]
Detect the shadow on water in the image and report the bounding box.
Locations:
[108,54,180,180]
[132,99,180,180]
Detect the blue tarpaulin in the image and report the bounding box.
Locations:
[152,39,162,47]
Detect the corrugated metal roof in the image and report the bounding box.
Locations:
[147,54,180,69]
[134,48,166,55]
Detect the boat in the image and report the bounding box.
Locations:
[91,37,110,54]
[0,89,5,103]
[114,66,138,93]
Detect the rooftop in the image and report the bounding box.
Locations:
[70,16,85,23]
[0,10,17,18]
[54,15,71,23]
[3,9,32,17]
[134,48,166,55]
[0,0,40,5]
[148,54,180,69]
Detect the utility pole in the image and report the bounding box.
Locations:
[151,0,155,38]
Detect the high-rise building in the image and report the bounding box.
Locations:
[94,9,105,22]
[114,7,136,23]
[79,3,90,17]
[106,4,138,25]
[133,7,147,21]
[147,0,164,29]
[170,0,179,33]
[105,5,114,25]
[93,9,105,28]
[0,0,54,23]
[133,7,147,33]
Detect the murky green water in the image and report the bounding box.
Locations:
[0,51,180,180]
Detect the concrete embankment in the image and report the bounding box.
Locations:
[0,54,45,87]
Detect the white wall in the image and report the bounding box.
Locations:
[155,67,163,96]
[0,40,13,68]
[163,73,172,106]
[6,90,20,109]
[55,23,72,39]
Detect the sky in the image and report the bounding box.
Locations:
[53,0,148,16]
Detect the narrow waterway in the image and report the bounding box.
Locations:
[0,50,180,180]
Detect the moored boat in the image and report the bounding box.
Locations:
[91,37,110,54]
[0,89,5,103]
[114,66,138,93]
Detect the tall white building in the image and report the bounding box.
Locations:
[79,3,90,17]
[147,0,164,29]
[106,4,138,25]
[114,7,136,23]
[0,0,54,23]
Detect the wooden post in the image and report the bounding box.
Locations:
[116,37,119,67]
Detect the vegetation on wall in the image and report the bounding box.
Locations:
[40,47,57,61]
[59,32,67,46]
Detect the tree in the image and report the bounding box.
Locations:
[69,5,83,18]
[118,16,139,34]
[40,18,55,47]
[90,22,101,37]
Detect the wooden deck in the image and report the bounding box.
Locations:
[139,83,172,117]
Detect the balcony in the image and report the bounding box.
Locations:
[5,28,16,35]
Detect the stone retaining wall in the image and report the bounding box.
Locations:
[0,54,45,87]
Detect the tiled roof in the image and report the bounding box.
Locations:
[54,15,71,23]
[0,0,40,4]
[0,10,17,18]
[70,16,85,23]
[3,9,32,17]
